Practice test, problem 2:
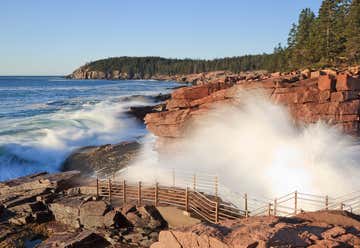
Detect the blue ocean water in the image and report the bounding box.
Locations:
[0,76,180,181]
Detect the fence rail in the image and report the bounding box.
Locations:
[96,178,243,224]
[95,168,360,224]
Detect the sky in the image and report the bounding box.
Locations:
[0,0,322,75]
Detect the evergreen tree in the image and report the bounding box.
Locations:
[288,8,316,68]
[316,0,349,65]
[346,0,360,63]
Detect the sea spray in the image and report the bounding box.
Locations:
[125,90,360,200]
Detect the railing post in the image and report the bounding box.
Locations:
[96,176,99,197]
[138,181,142,206]
[215,201,219,223]
[294,191,298,215]
[268,203,272,216]
[325,195,329,210]
[172,168,175,187]
[185,187,189,212]
[340,202,344,211]
[155,182,159,206]
[214,176,218,200]
[123,180,126,204]
[244,193,248,218]
[108,178,112,203]
[193,174,196,191]
[274,198,277,216]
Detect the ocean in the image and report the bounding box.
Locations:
[0,76,180,181]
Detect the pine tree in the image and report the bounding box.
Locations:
[345,0,360,63]
[316,0,349,65]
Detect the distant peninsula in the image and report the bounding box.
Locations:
[67,55,276,80]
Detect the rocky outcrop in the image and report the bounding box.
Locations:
[145,70,360,138]
[152,210,360,248]
[0,171,169,247]
[62,141,141,176]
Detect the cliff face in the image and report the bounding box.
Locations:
[145,68,360,138]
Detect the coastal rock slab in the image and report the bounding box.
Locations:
[152,211,360,248]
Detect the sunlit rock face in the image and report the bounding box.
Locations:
[145,72,360,138]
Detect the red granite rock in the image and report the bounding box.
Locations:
[145,71,360,138]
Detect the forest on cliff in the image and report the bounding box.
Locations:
[80,0,360,76]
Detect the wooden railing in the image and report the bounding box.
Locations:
[96,178,245,224]
[95,169,360,223]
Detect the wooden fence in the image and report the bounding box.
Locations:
[95,169,360,223]
[96,178,245,224]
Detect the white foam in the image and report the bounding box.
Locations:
[126,90,360,199]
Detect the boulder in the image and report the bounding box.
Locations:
[336,73,360,91]
[62,141,140,176]
[49,197,82,228]
[301,69,311,79]
[318,75,336,91]
[311,71,321,79]
[38,230,110,248]
[79,200,112,229]
[128,104,166,121]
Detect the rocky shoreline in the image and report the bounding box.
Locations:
[0,171,359,247]
[144,67,360,144]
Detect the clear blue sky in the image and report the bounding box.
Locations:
[0,0,322,75]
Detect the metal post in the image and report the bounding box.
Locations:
[138,181,142,206]
[96,176,99,197]
[214,176,218,200]
[215,201,219,223]
[325,195,329,210]
[268,203,272,216]
[185,187,189,212]
[108,178,112,203]
[193,174,196,191]
[274,198,277,216]
[294,191,298,215]
[244,193,248,218]
[123,180,126,204]
[340,202,344,211]
[172,168,175,187]
[155,182,159,206]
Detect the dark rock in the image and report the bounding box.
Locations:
[38,230,110,248]
[128,103,166,121]
[33,210,53,223]
[62,141,141,176]
[0,204,4,217]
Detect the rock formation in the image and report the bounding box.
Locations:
[152,211,360,247]
[1,170,360,247]
[62,141,141,176]
[0,171,168,247]
[145,69,360,139]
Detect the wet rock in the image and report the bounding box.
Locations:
[128,103,166,121]
[62,141,141,176]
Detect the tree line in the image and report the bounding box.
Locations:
[83,0,360,76]
[284,0,360,70]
